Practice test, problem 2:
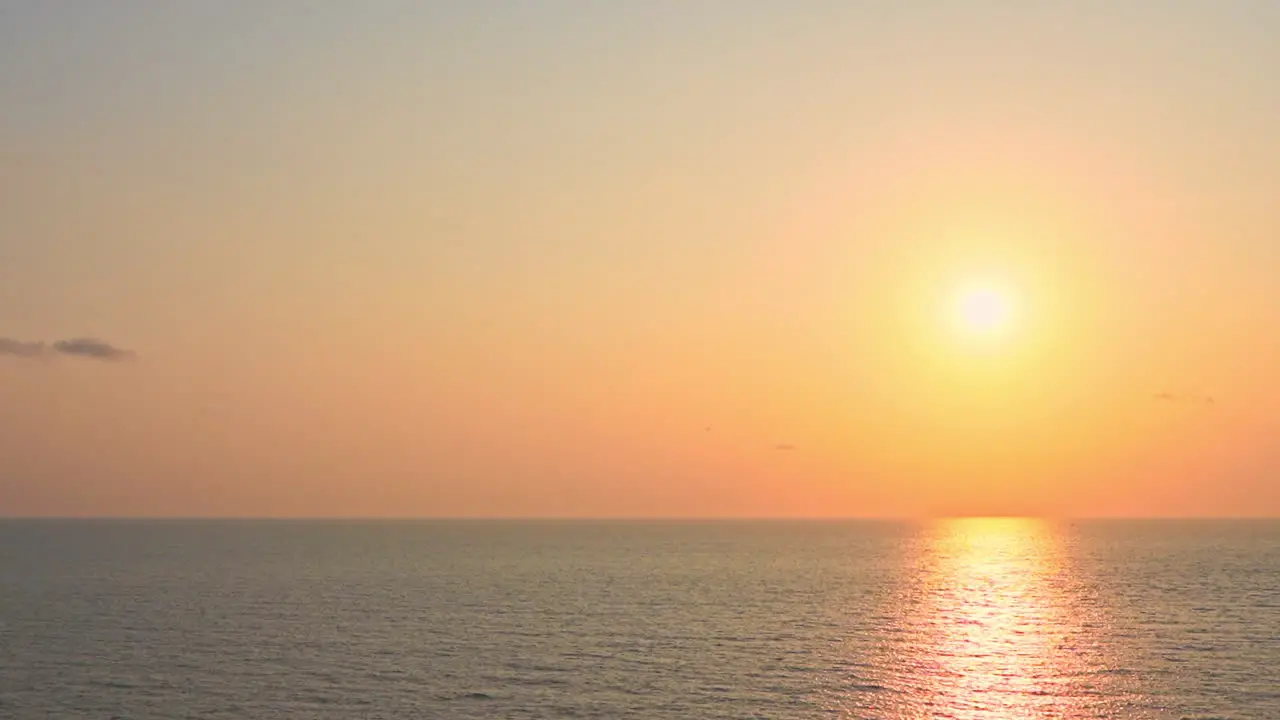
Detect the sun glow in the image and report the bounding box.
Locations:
[954,283,1015,336]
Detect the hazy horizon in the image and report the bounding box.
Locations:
[4,515,1278,522]
[4,1,1279,518]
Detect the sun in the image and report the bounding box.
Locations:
[953,283,1014,336]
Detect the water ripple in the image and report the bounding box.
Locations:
[2,519,1278,719]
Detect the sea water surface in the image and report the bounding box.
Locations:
[2,519,1278,719]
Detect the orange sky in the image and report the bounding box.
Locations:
[2,3,1278,517]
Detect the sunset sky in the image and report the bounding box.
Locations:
[2,1,1278,517]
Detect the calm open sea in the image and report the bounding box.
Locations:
[2,519,1278,719]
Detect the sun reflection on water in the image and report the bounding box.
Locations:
[866,518,1133,719]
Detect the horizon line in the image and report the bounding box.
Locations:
[2,515,1278,522]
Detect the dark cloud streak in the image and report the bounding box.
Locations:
[52,338,135,361]
[0,338,47,358]
[0,336,135,362]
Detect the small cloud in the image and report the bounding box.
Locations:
[52,337,135,362]
[775,443,797,451]
[0,338,47,358]
[1,336,135,362]
[1152,391,1214,406]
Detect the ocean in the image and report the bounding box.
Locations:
[2,519,1277,719]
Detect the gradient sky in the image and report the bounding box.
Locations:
[2,1,1278,517]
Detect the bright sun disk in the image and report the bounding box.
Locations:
[955,285,1014,335]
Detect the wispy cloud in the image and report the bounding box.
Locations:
[0,336,135,362]
[775,443,797,451]
[1152,391,1214,405]
[0,338,47,358]
[51,338,135,361]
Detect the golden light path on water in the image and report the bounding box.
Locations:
[863,518,1145,719]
